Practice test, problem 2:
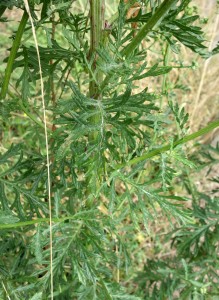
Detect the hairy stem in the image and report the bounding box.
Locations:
[89,0,105,145]
[89,0,104,99]
[86,1,105,199]
[0,10,28,99]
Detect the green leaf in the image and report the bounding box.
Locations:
[0,211,20,224]
[30,292,43,300]
[0,144,21,164]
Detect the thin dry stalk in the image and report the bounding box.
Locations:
[22,1,54,299]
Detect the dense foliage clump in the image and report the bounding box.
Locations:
[0,1,219,299]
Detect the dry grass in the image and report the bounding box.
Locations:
[186,0,219,134]
[182,0,219,196]
[138,0,219,141]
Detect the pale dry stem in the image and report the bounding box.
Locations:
[22,1,54,299]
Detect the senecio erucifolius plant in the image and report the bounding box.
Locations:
[0,0,219,299]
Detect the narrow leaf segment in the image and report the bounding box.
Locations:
[0,10,28,99]
[122,0,178,57]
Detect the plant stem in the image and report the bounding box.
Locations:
[50,15,56,107]
[0,215,86,230]
[121,0,178,57]
[89,0,105,99]
[89,0,105,144]
[0,10,28,99]
[161,42,170,106]
[114,119,219,170]
[86,1,105,200]
[162,43,170,94]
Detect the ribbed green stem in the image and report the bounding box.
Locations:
[89,0,104,99]
[89,0,104,137]
[0,214,87,229]
[121,0,177,57]
[86,1,105,201]
[114,120,219,170]
[0,11,28,99]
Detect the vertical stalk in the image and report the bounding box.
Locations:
[0,10,28,99]
[89,0,105,139]
[161,43,170,106]
[86,0,105,203]
[89,0,104,99]
[50,16,56,107]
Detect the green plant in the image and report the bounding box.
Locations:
[135,143,219,299]
[0,0,219,299]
